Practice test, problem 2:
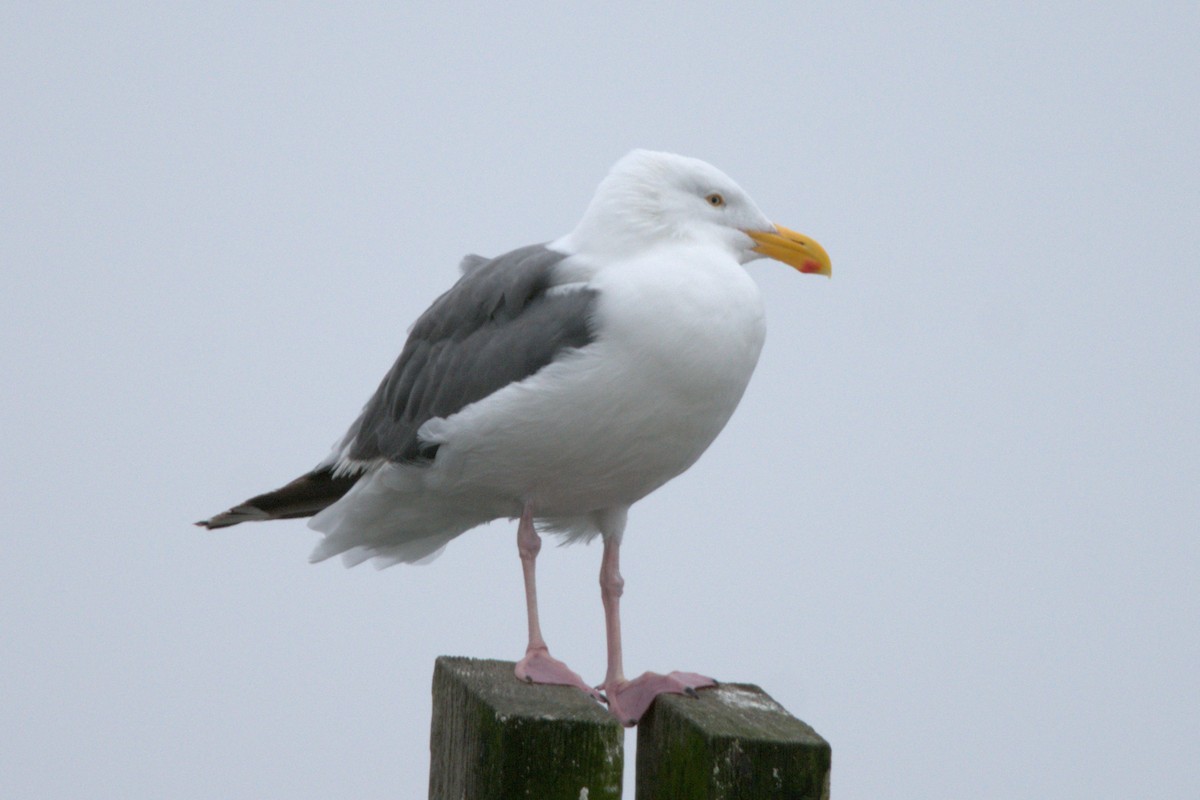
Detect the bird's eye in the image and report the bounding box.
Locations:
[705,193,725,207]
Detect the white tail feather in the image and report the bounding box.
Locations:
[307,465,490,568]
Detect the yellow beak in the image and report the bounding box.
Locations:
[747,225,832,277]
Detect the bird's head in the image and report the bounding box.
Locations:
[565,149,831,277]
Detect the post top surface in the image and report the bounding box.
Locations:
[435,656,621,728]
[654,683,830,746]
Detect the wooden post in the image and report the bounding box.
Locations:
[429,656,624,799]
[636,683,831,799]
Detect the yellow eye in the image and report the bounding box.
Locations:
[705,193,725,207]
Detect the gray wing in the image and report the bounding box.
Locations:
[340,244,596,466]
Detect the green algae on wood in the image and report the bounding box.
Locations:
[635,683,830,800]
[429,656,624,799]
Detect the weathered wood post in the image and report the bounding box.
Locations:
[429,658,830,799]
[636,682,831,799]
[429,656,624,799]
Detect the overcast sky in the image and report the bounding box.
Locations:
[3,3,1196,798]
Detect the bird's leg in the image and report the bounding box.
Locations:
[517,503,548,655]
[600,534,715,726]
[600,533,626,688]
[513,502,602,701]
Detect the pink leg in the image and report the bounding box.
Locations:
[599,534,715,726]
[513,503,602,701]
[600,534,626,688]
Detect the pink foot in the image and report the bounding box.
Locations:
[515,647,604,702]
[603,671,716,726]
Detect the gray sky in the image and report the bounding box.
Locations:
[3,3,1196,798]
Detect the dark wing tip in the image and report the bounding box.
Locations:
[194,504,270,530]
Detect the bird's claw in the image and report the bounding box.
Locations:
[602,670,717,726]
[514,648,604,702]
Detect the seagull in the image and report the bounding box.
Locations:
[198,149,831,725]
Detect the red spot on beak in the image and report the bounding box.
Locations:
[799,260,821,274]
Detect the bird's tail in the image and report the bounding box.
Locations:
[196,466,360,529]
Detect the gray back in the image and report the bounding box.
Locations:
[343,244,597,464]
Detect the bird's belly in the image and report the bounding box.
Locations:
[423,257,766,516]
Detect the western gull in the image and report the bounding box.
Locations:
[198,149,831,725]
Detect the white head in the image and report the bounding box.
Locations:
[562,150,831,276]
